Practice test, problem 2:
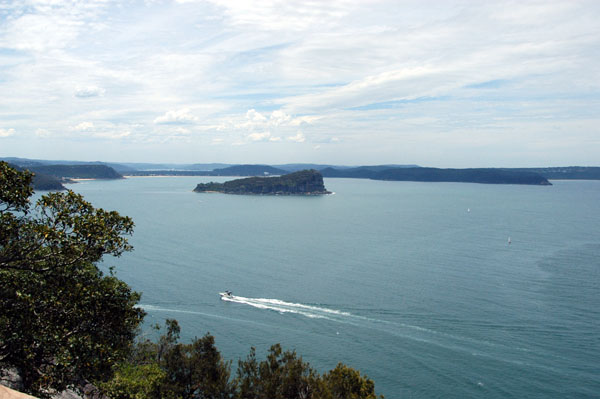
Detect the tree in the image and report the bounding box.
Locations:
[105,320,384,399]
[235,344,327,399]
[323,364,382,399]
[111,319,236,399]
[0,162,144,398]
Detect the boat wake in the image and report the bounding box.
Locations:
[221,295,352,320]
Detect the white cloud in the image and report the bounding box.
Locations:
[0,128,15,138]
[74,86,105,98]
[288,132,305,143]
[247,132,271,141]
[269,110,291,126]
[246,109,267,122]
[71,122,94,131]
[154,108,199,124]
[201,0,355,31]
[93,130,131,139]
[172,127,191,135]
[0,0,599,165]
[234,109,318,131]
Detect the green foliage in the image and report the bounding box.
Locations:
[99,363,165,399]
[104,320,384,399]
[115,319,235,399]
[323,364,381,399]
[0,162,34,212]
[0,162,144,398]
[235,344,327,399]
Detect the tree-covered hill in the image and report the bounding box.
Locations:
[194,169,331,195]
[6,163,65,191]
[503,166,600,180]
[208,164,289,176]
[30,172,66,191]
[322,166,552,185]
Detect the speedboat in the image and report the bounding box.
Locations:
[219,290,233,299]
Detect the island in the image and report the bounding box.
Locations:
[193,169,331,195]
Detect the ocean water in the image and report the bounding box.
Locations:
[64,177,600,398]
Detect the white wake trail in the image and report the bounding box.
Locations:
[221,295,352,320]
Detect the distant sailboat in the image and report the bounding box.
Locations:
[508,237,512,245]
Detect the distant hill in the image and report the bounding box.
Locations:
[115,162,232,171]
[274,164,419,172]
[208,164,289,176]
[194,169,331,195]
[4,162,65,191]
[27,164,123,180]
[31,172,66,191]
[1,157,136,174]
[1,157,46,168]
[321,167,379,179]
[4,157,600,181]
[322,167,551,185]
[503,167,600,180]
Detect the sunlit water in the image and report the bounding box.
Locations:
[63,177,600,398]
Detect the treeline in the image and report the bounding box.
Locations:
[0,162,380,399]
[103,319,381,399]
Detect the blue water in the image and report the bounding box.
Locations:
[65,177,600,398]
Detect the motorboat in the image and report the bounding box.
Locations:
[219,290,233,299]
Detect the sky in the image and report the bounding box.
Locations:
[0,0,599,167]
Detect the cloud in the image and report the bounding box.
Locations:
[0,0,599,165]
[246,109,267,122]
[234,109,318,130]
[0,128,15,138]
[74,86,105,98]
[71,122,94,131]
[92,130,131,139]
[154,108,199,124]
[287,132,305,142]
[247,132,271,141]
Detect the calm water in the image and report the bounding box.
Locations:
[64,177,600,398]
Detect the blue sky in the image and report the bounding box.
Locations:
[1,0,599,167]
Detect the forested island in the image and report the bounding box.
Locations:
[193,169,331,195]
